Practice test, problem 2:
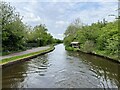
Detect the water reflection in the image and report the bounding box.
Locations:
[2,62,28,88]
[67,51,120,88]
[2,44,120,88]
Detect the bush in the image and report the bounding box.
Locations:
[83,40,95,53]
[65,46,74,51]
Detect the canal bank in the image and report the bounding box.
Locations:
[1,45,55,68]
[84,51,120,64]
[2,44,120,88]
[65,46,120,64]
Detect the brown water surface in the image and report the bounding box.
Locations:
[2,44,120,88]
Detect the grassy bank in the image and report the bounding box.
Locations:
[65,46,120,63]
[1,45,55,66]
[65,46,80,51]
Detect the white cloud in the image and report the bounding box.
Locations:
[23,13,42,23]
[3,1,118,39]
[51,33,64,40]
[4,0,118,2]
[55,21,69,27]
[23,7,31,12]
[57,34,64,39]
[69,2,118,25]
[58,33,63,36]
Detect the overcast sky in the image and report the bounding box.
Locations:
[4,0,118,40]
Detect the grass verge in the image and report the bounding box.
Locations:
[0,45,54,65]
[65,46,120,63]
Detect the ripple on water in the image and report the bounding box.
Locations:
[2,44,120,88]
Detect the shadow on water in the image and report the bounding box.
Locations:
[2,54,50,88]
[67,51,120,88]
[2,44,120,88]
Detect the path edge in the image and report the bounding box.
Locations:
[1,46,55,68]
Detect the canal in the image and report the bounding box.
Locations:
[2,44,120,88]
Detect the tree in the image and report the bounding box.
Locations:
[1,2,26,52]
[64,18,83,46]
[64,18,83,37]
[64,18,119,59]
[1,1,55,55]
[26,24,54,47]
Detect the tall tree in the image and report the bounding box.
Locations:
[1,2,26,52]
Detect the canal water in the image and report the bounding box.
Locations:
[2,44,120,88]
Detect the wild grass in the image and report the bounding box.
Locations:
[1,46,54,65]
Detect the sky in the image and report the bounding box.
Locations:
[4,0,118,40]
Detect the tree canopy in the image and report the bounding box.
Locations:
[64,18,119,60]
[1,2,61,55]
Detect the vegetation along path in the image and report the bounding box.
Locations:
[1,46,50,60]
[2,44,120,88]
[0,45,55,67]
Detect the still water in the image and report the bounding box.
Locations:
[2,44,120,88]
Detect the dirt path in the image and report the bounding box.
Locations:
[1,46,50,60]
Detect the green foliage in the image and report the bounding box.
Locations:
[96,21,118,55]
[1,2,56,55]
[64,35,74,46]
[83,40,95,53]
[53,38,63,44]
[1,45,54,64]
[65,46,80,51]
[1,2,26,52]
[65,46,74,51]
[64,18,83,37]
[64,18,83,46]
[64,18,119,60]
[26,24,54,47]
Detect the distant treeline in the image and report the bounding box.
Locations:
[64,18,119,60]
[1,2,62,55]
